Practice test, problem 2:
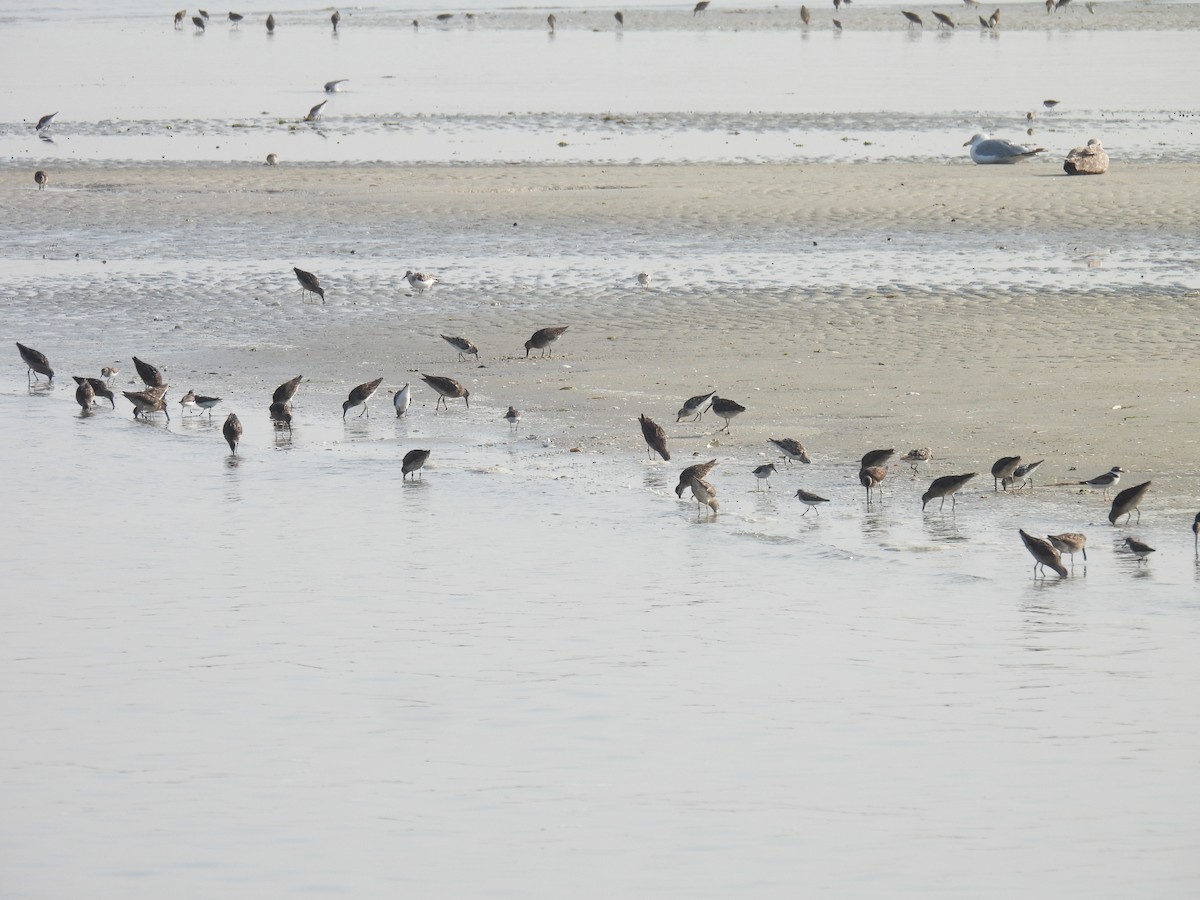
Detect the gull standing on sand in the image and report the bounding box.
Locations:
[706,396,745,433]
[524,326,569,358]
[294,266,325,302]
[922,473,977,511]
[73,376,115,408]
[752,463,777,490]
[343,378,384,418]
[675,459,717,498]
[1047,533,1087,567]
[1019,530,1068,577]
[402,449,431,480]
[441,335,479,362]
[639,414,671,461]
[1064,139,1108,175]
[795,489,829,516]
[1109,481,1150,526]
[222,413,242,454]
[676,390,715,423]
[769,438,812,465]
[393,383,411,417]
[421,374,470,410]
[964,134,1045,164]
[1079,465,1124,499]
[34,171,48,190]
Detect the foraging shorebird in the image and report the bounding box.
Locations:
[1108,481,1150,526]
[693,0,710,14]
[921,472,977,511]
[124,389,170,421]
[16,342,54,383]
[637,272,650,289]
[1043,99,1060,109]
[615,11,624,25]
[402,449,431,480]
[342,377,384,418]
[901,10,923,27]
[800,4,811,25]
[1019,529,1068,578]
[978,14,991,27]
[859,466,888,503]
[179,390,221,416]
[752,463,777,490]
[174,9,186,27]
[293,266,325,302]
[991,455,1021,491]
[676,390,716,423]
[36,112,57,131]
[228,11,243,27]
[932,10,955,27]
[964,134,1044,164]
[1064,139,1108,176]
[222,413,242,454]
[266,153,278,166]
[1079,465,1124,500]
[132,355,164,388]
[441,335,479,362]
[988,6,1000,25]
[639,414,671,461]
[192,15,205,30]
[675,459,717,498]
[706,396,746,433]
[198,8,209,18]
[795,489,829,516]
[324,79,349,93]
[547,13,556,32]
[524,326,569,358]
[690,476,719,517]
[75,378,95,411]
[266,13,275,31]
[900,447,933,475]
[269,400,293,429]
[421,374,469,410]
[1124,537,1155,564]
[503,406,521,430]
[331,9,340,31]
[34,170,47,190]
[72,376,115,408]
[769,438,812,465]
[404,271,439,293]
[1193,512,1200,552]
[832,17,842,29]
[273,374,302,404]
[304,100,327,122]
[101,364,120,383]
[1009,459,1044,491]
[393,383,411,417]
[860,448,895,470]
[1047,533,1087,566]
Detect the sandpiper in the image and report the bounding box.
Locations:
[192,15,205,30]
[860,448,895,470]
[770,438,811,465]
[404,271,439,293]
[859,466,888,503]
[228,11,243,26]
[676,390,716,423]
[16,342,54,383]
[273,374,302,404]
[132,355,164,388]
[101,364,120,383]
[706,396,745,433]
[1047,533,1087,566]
[331,9,340,31]
[639,414,671,461]
[1080,466,1124,499]
[72,376,115,408]
[393,383,411,417]
[1010,459,1044,491]
[293,266,325,302]
[690,476,719,517]
[304,100,327,122]
[547,13,556,32]
[35,112,57,131]
[179,390,221,416]
[343,377,384,418]
[1194,512,1200,552]
[1019,530,1068,577]
[900,447,933,475]
[800,4,810,25]
[124,389,170,421]
[921,472,977,511]
[901,10,923,27]
[1109,481,1150,526]
[615,11,624,25]
[932,10,955,27]
[1124,537,1155,564]
[421,374,469,410]
[524,326,569,358]
[675,459,717,498]
[693,0,710,13]
[223,413,242,454]
[75,378,95,411]
[991,456,1021,491]
[34,170,47,190]
[266,153,278,166]
[266,13,274,31]
[441,334,479,362]
[795,489,829,516]
[269,400,293,429]
[324,79,349,93]
[752,463,777,490]
[174,9,186,27]
[402,449,431,480]
[637,272,650,289]
[503,406,521,430]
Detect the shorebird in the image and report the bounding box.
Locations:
[860,448,894,470]
[752,463,777,490]
[859,466,888,503]
[266,12,274,31]
[901,10,923,27]
[343,377,384,418]
[132,355,164,388]
[16,342,54,383]
[441,334,479,362]
[690,477,719,517]
[324,79,348,93]
[273,374,302,404]
[101,365,120,383]
[393,383,411,417]
[832,17,842,29]
[174,9,186,27]
[1193,512,1200,552]
[639,414,671,461]
[75,378,95,411]
[800,4,810,25]
[228,11,243,27]
[124,389,170,421]
[706,396,745,433]
[932,10,955,27]
[991,456,1021,491]
[198,8,209,18]
[304,100,326,122]
[293,266,325,302]
[988,6,1000,25]
[1010,459,1044,491]
[978,14,991,27]
[547,13,556,32]
[769,438,811,465]
[964,134,1044,164]
[331,9,340,31]
[34,171,47,190]
[1079,465,1124,499]
[266,153,278,166]
[524,326,569,358]
[36,113,57,131]
[1124,537,1155,564]
[179,390,221,416]
[795,489,829,516]
[222,413,242,454]
[192,15,205,30]
[900,447,933,475]
[676,390,716,423]
[1043,99,1060,109]
[921,472,977,511]
[615,11,624,26]
[1108,481,1150,526]
[503,406,521,430]
[421,374,469,410]
[269,400,292,429]
[693,0,710,14]
[404,271,439,293]
[72,376,115,408]
[1019,529,1068,578]
[1047,533,1087,566]
[402,449,431,480]
[637,272,650,289]
[675,459,717,498]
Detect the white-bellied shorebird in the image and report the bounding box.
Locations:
[393,383,411,417]
[1010,459,1044,491]
[860,466,888,503]
[921,472,977,511]
[860,448,895,469]
[706,396,745,433]
[304,100,326,122]
[1019,529,1068,577]
[524,326,568,358]
[34,171,47,190]
[1124,537,1155,563]
[639,414,670,461]
[132,355,164,388]
[343,378,384,418]
[75,378,95,411]
[964,134,1044,164]
[223,413,242,454]
[752,463,777,490]
[404,271,439,293]
[770,438,811,465]
[991,455,1021,491]
[72,376,115,408]
[266,153,278,166]
[402,449,431,480]
[441,335,479,361]
[675,459,717,498]
[503,406,521,430]
[676,390,715,423]
[690,476,719,517]
[1080,465,1124,500]
[101,364,119,383]
[795,488,829,516]
[900,447,932,475]
[800,4,810,25]
[124,388,170,421]
[421,374,469,411]
[324,79,348,93]
[36,112,57,131]
[1047,533,1087,566]
[637,272,650,289]
[179,390,221,416]
[16,342,54,383]
[1109,481,1150,526]
[293,266,325,302]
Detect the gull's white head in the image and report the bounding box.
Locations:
[963,133,988,147]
